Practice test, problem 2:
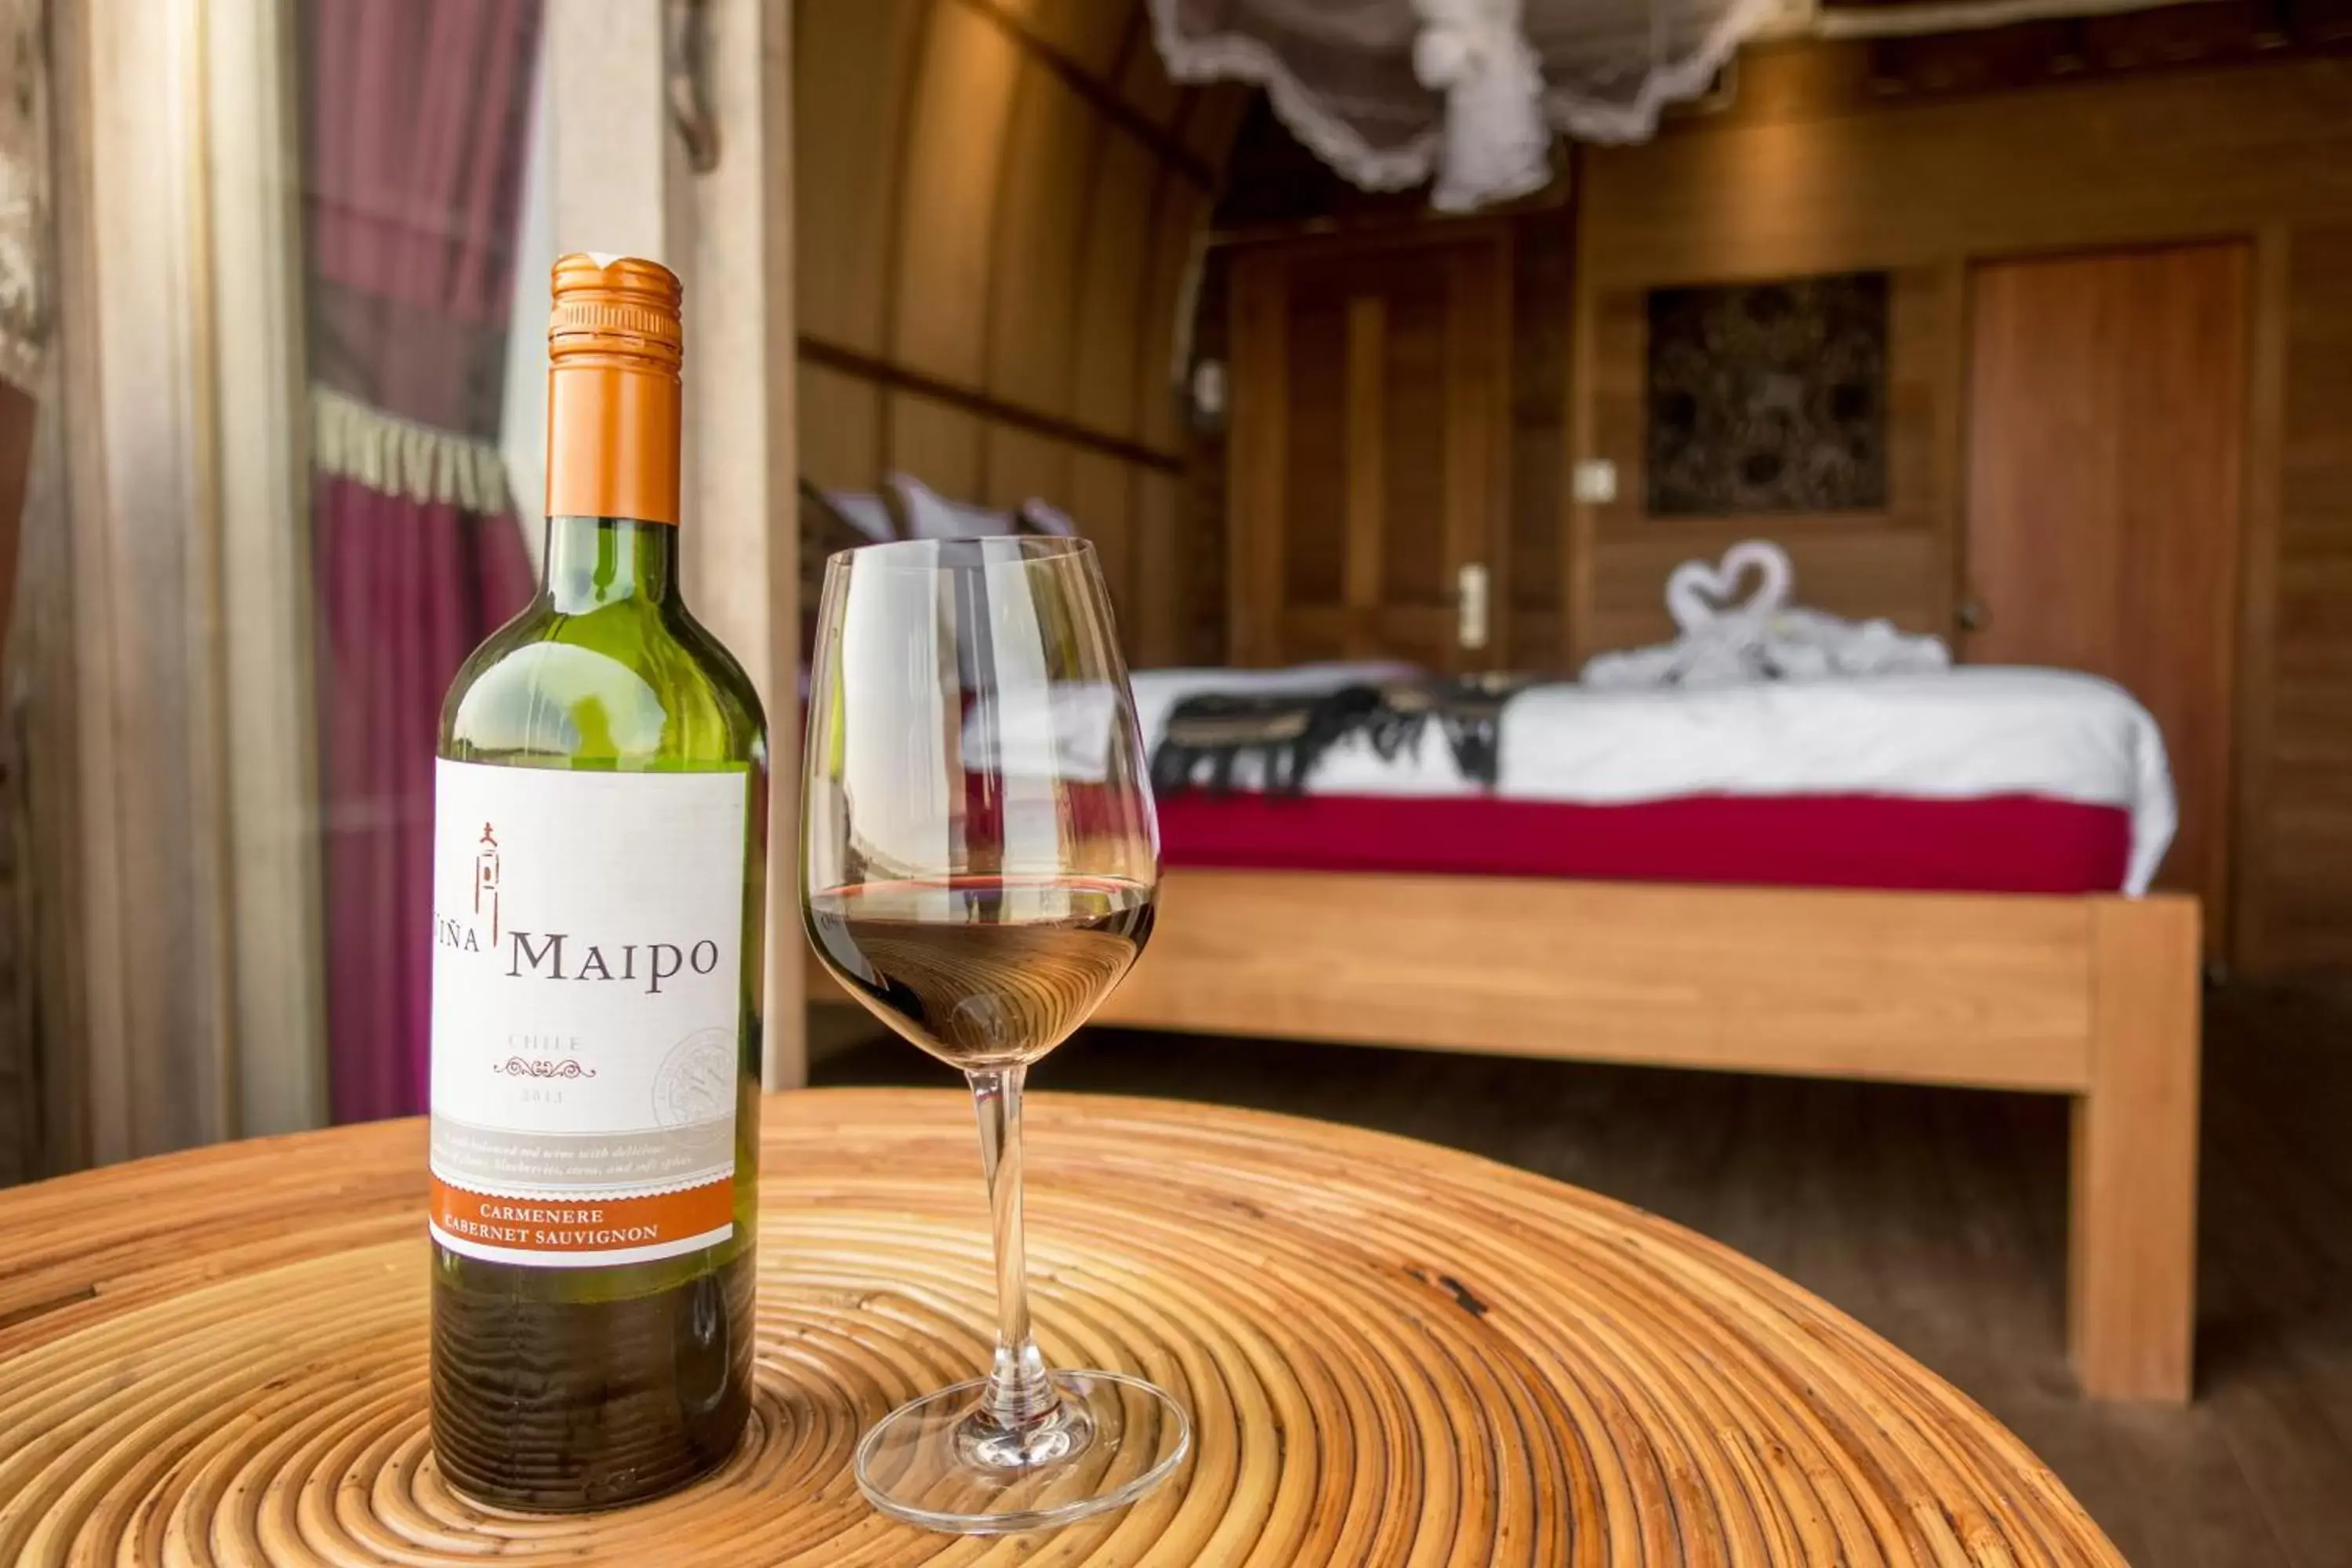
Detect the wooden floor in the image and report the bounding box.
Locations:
[816,982,2352,1567]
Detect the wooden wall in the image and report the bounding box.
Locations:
[792,0,1249,659]
[1573,262,1956,653]
[1567,45,2352,975]
[1181,98,1576,670]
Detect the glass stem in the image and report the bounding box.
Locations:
[968,1065,1058,1432]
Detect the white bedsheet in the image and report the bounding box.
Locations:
[981,663,2179,895]
[964,662,1427,787]
[1497,669,2176,895]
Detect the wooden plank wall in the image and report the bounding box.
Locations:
[792,0,1249,661]
[1567,46,2352,975]
[1573,262,1957,654]
[2270,225,2352,971]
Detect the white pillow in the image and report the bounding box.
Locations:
[822,489,897,542]
[887,473,1019,539]
[1018,498,1079,537]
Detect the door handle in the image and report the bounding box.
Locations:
[1958,597,1991,633]
[1457,564,1490,652]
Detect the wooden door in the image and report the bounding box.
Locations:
[1227,232,1511,671]
[1965,242,2247,942]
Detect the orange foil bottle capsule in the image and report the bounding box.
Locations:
[546,253,684,526]
[427,255,768,1511]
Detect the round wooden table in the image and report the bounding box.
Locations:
[0,1088,2120,1565]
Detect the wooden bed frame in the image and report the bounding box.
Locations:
[813,871,2201,1403]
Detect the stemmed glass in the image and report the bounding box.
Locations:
[800,535,1189,1533]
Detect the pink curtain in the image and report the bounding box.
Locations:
[303,0,543,1123]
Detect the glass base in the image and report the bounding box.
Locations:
[853,1369,1189,1534]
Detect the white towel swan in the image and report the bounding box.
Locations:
[1582,540,1950,691]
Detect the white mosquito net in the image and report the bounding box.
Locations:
[1149,0,1782,210]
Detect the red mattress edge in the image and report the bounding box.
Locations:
[1151,790,2134,897]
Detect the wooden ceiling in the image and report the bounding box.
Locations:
[1206,0,2352,232]
[794,0,1250,467]
[792,0,1254,658]
[1849,0,2352,97]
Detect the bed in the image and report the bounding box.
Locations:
[811,657,2201,1404]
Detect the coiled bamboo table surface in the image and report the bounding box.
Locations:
[0,1088,2120,1566]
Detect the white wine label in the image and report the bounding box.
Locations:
[429,760,748,1269]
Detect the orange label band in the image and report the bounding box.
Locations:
[430,1176,732,1267]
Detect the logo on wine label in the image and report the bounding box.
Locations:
[429,760,750,1269]
[474,821,502,945]
[655,1027,735,1126]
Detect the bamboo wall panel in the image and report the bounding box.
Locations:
[984,71,1094,416]
[1069,134,1160,440]
[980,423,1069,514]
[1070,452,1137,601]
[884,392,984,503]
[1022,0,1131,74]
[793,0,922,358]
[792,1,1248,661]
[1131,470,1185,658]
[796,362,880,491]
[894,3,1019,388]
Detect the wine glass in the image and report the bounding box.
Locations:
[800,535,1189,1534]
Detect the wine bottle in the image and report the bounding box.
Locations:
[427,255,766,1511]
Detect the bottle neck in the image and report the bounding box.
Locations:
[542,516,680,613]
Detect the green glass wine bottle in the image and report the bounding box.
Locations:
[426,255,766,1511]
